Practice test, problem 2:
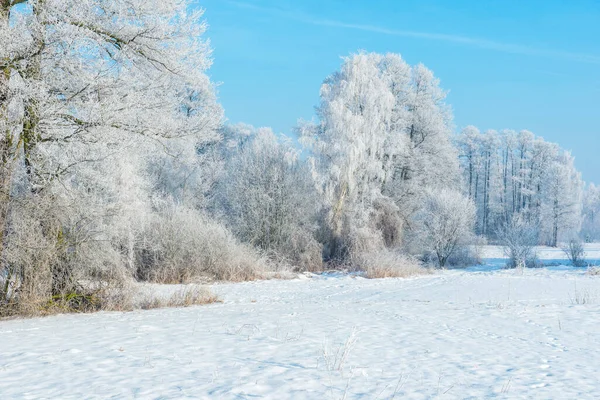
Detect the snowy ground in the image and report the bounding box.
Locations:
[480,243,600,263]
[2,265,600,399]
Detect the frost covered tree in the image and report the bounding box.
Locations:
[497,214,539,268]
[300,52,459,261]
[457,126,483,201]
[1,0,221,187]
[456,128,583,246]
[456,127,501,235]
[0,0,221,218]
[415,189,476,267]
[581,184,600,241]
[216,127,322,271]
[397,63,459,193]
[299,53,396,259]
[542,152,582,247]
[0,0,223,312]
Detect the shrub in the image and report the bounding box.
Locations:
[587,267,600,276]
[372,197,404,248]
[347,225,386,258]
[215,128,323,272]
[134,204,266,283]
[0,194,129,317]
[272,229,324,273]
[354,251,429,279]
[496,215,539,269]
[414,189,476,268]
[443,237,487,268]
[443,246,483,268]
[562,238,587,267]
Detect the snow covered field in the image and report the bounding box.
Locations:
[480,243,600,262]
[2,266,600,399]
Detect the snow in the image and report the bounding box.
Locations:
[2,266,600,399]
[480,243,600,263]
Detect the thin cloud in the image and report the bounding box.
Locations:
[224,0,600,65]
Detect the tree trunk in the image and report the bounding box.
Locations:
[552,197,560,248]
[468,154,473,198]
[502,146,508,222]
[483,151,490,235]
[511,156,517,214]
[329,181,348,260]
[1,0,44,298]
[474,171,479,233]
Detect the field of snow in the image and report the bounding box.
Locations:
[480,243,600,263]
[2,266,600,399]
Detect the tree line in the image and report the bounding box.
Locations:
[456,127,583,247]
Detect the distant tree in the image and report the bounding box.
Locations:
[581,184,600,242]
[456,127,583,246]
[542,152,583,247]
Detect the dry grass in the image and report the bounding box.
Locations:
[355,251,430,279]
[260,270,299,280]
[0,283,135,318]
[139,286,220,310]
[321,327,359,373]
[1,282,220,319]
[569,288,594,305]
[166,287,220,307]
[587,267,600,276]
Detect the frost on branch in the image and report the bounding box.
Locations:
[299,52,459,262]
[0,0,225,315]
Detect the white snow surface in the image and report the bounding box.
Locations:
[480,243,600,261]
[1,268,600,399]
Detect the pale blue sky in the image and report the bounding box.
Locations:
[197,0,600,183]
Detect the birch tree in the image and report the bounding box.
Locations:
[542,152,582,247]
[456,127,583,247]
[301,52,460,260]
[300,52,397,259]
[582,184,600,241]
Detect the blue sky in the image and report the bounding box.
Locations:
[197,0,600,183]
